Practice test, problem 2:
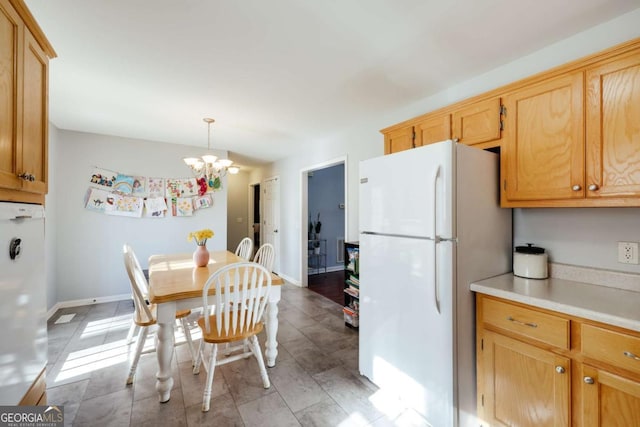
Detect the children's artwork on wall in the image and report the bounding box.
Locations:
[84,166,218,219]
[194,194,213,210]
[175,197,194,216]
[166,178,198,198]
[105,194,144,217]
[144,197,167,218]
[147,177,164,198]
[89,168,117,188]
[113,174,135,194]
[84,187,110,212]
[132,176,147,196]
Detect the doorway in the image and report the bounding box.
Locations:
[301,158,347,304]
[249,182,260,251]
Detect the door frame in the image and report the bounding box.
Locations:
[300,156,348,287]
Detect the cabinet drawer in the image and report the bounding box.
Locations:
[482,298,570,349]
[582,324,640,376]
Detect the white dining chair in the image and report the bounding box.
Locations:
[253,243,275,272]
[122,244,197,385]
[193,262,272,412]
[234,237,254,260]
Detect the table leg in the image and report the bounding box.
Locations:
[265,302,279,367]
[156,321,174,402]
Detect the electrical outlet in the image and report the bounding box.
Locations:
[618,242,639,264]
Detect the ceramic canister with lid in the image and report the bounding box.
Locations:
[513,243,548,279]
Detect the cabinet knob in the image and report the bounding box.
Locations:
[18,172,35,182]
[584,376,595,384]
[572,184,582,191]
[555,366,565,374]
[588,184,599,191]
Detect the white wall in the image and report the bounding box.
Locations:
[226,170,250,252]
[52,129,228,302]
[45,123,59,310]
[515,208,640,274]
[257,8,640,284]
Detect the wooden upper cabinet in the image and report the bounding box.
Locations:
[586,51,640,199]
[414,114,450,147]
[0,0,23,191]
[502,72,584,202]
[0,0,54,202]
[452,98,502,146]
[384,126,413,154]
[21,29,48,194]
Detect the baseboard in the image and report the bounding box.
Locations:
[308,265,344,275]
[47,293,132,319]
[277,272,302,287]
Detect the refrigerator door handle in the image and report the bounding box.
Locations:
[432,165,441,314]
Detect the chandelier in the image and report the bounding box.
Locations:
[183,118,239,189]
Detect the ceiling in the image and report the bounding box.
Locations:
[26,0,639,167]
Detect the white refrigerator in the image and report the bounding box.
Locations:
[0,202,47,404]
[359,140,512,427]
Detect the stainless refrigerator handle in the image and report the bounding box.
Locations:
[433,165,441,315]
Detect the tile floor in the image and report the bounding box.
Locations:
[46,282,428,426]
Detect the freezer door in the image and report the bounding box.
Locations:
[359,140,454,239]
[359,233,454,425]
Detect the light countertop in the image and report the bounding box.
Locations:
[471,273,640,332]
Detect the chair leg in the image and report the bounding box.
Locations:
[126,322,139,345]
[193,339,204,375]
[249,335,270,389]
[179,317,197,365]
[126,325,147,385]
[202,343,218,412]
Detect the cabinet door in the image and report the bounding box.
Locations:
[586,51,640,199]
[414,114,450,147]
[0,0,23,190]
[479,331,570,427]
[503,73,584,201]
[383,126,413,154]
[20,29,48,194]
[452,98,501,145]
[582,365,640,427]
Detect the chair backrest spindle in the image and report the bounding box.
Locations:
[201,262,272,337]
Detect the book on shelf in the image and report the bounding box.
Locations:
[345,279,359,289]
[344,287,359,297]
[349,275,359,285]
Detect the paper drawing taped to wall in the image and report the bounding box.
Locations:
[144,197,167,218]
[89,167,117,188]
[194,194,213,210]
[113,174,135,194]
[105,194,144,217]
[84,188,111,212]
[166,178,198,198]
[147,177,164,198]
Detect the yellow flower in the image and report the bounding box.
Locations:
[188,228,214,246]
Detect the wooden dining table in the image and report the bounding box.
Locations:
[148,250,284,403]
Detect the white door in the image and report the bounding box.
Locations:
[262,176,280,273]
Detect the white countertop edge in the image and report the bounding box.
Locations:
[471,282,640,333]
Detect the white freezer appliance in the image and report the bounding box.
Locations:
[0,202,47,404]
[359,140,511,427]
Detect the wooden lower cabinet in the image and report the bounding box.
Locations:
[477,294,640,427]
[581,365,640,427]
[479,330,570,426]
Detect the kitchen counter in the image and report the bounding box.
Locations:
[471,273,640,332]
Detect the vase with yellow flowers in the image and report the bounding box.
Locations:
[188,228,214,267]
